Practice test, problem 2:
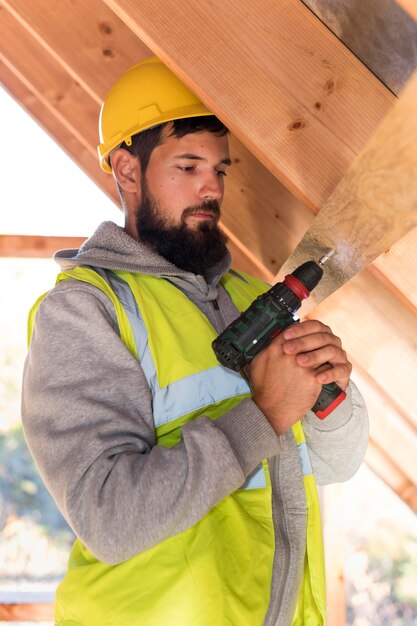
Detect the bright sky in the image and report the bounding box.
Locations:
[0,87,123,238]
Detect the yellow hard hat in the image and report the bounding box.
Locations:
[97,56,212,172]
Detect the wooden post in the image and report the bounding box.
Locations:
[322,483,346,626]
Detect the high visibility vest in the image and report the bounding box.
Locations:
[29,267,326,626]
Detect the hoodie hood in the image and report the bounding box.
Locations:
[54,221,232,303]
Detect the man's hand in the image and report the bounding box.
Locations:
[249,320,352,436]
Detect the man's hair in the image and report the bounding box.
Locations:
[111,116,228,203]
[123,116,228,172]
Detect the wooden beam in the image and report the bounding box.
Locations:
[395,0,417,22]
[3,0,411,315]
[0,235,86,258]
[102,0,394,212]
[94,0,415,317]
[369,226,417,313]
[1,0,151,102]
[224,135,314,274]
[366,440,417,514]
[351,364,417,488]
[0,229,272,283]
[0,602,53,621]
[277,67,417,304]
[0,591,54,621]
[309,272,417,433]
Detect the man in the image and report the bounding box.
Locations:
[22,57,368,625]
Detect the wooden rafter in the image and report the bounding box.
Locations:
[1,0,278,281]
[102,0,394,210]
[366,440,417,514]
[0,592,54,622]
[92,0,416,321]
[395,0,417,22]
[0,234,85,258]
[277,67,417,304]
[354,364,417,488]
[369,226,417,313]
[309,271,417,432]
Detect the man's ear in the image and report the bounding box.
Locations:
[110,148,141,195]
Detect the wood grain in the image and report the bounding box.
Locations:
[308,272,417,429]
[370,226,417,312]
[0,234,86,258]
[2,0,151,101]
[366,440,417,513]
[0,603,54,621]
[103,0,394,211]
[395,0,417,22]
[277,68,417,302]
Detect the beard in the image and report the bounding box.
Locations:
[136,181,229,276]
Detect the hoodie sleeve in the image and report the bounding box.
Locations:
[301,381,369,485]
[22,280,280,565]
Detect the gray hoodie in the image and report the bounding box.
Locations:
[22,221,368,626]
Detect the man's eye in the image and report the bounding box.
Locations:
[217,170,227,177]
[178,166,195,172]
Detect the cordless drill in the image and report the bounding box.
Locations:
[212,259,346,419]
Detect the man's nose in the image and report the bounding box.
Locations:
[198,173,224,201]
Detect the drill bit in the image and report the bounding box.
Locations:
[318,249,336,266]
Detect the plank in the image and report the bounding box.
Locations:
[0,234,86,258]
[103,0,394,211]
[309,273,417,431]
[2,0,151,102]
[223,136,315,273]
[395,0,417,21]
[0,602,54,620]
[369,226,417,312]
[277,67,417,303]
[366,440,417,514]
[351,363,417,487]
[0,591,54,621]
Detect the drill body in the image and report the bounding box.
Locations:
[212,261,346,419]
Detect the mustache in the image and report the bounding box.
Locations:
[181,200,221,221]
